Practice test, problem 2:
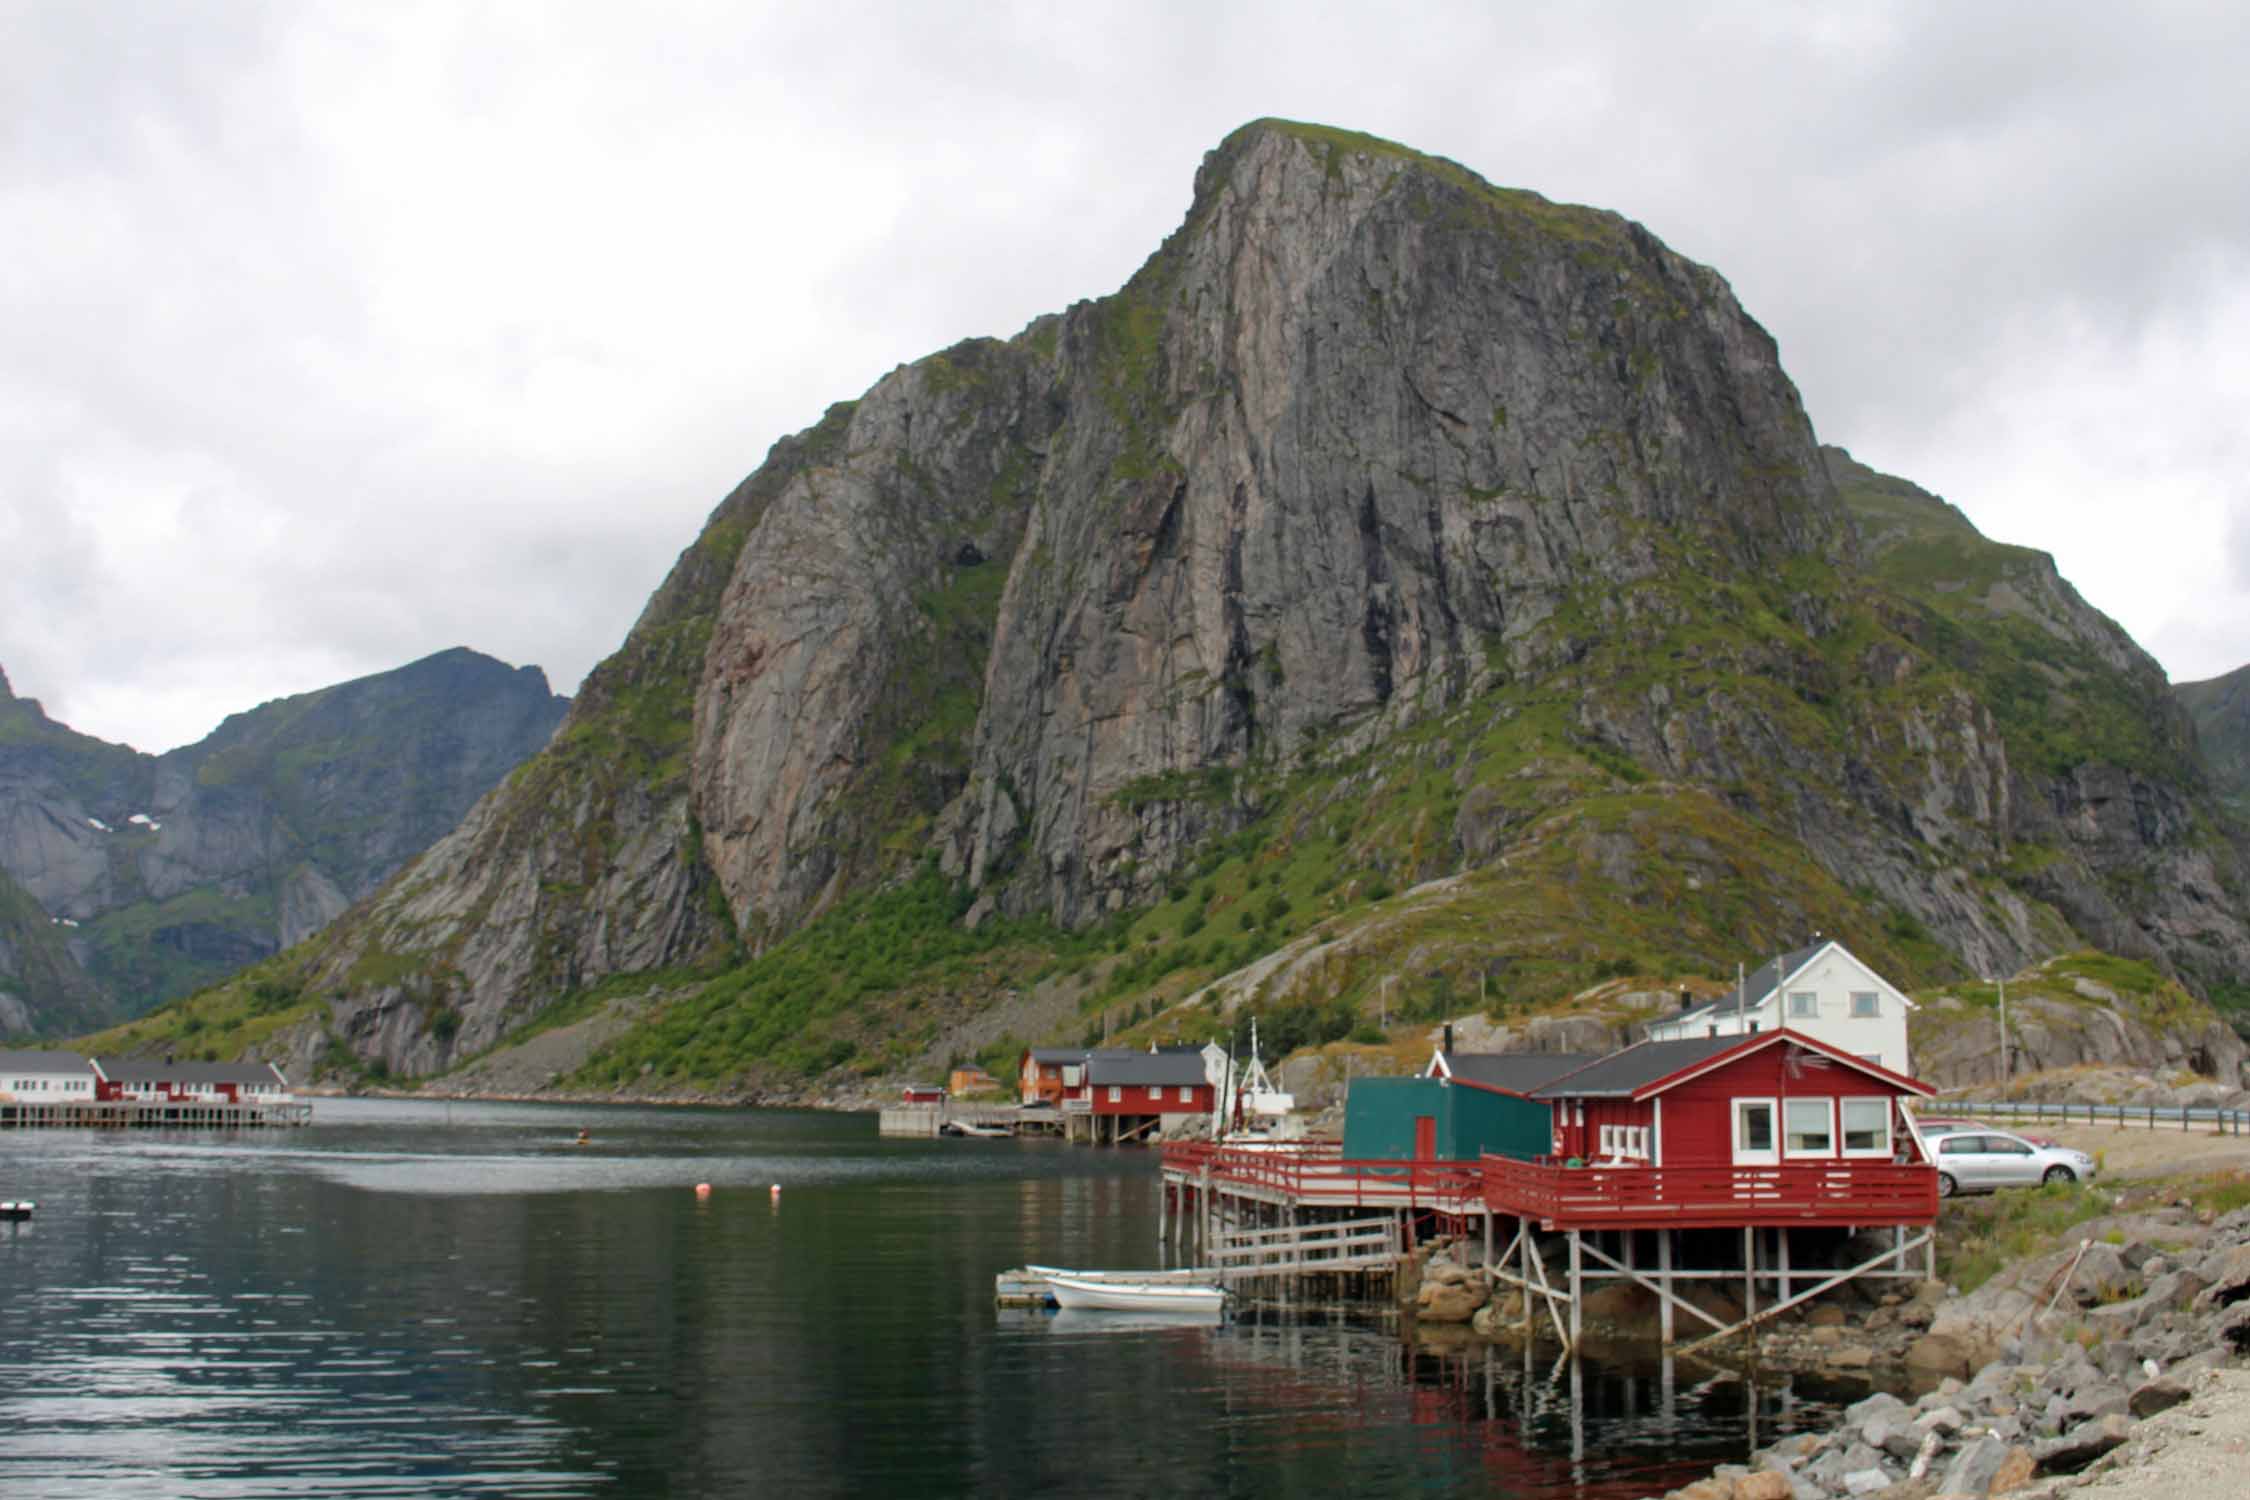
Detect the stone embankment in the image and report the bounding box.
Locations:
[1643,1206,2250,1500]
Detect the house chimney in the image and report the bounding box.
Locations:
[1707,1024,1717,1039]
[1679,988,1692,1012]
[1443,1023,1454,1055]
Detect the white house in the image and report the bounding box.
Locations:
[0,1049,102,1103]
[1643,940,1916,1075]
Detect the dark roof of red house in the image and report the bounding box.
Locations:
[1531,1037,1740,1098]
[1532,1029,1930,1101]
[1438,1052,1602,1094]
[1084,1052,1208,1087]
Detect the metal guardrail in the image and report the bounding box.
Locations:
[1928,1100,2250,1135]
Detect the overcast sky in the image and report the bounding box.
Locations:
[5,2,2245,753]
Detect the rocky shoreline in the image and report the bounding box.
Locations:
[1640,1206,2250,1499]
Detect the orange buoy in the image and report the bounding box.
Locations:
[695,1182,712,1198]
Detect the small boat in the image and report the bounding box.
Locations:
[0,1201,33,1221]
[1044,1272,1227,1314]
[939,1119,1012,1138]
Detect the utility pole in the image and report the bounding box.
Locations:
[1998,975,2009,1086]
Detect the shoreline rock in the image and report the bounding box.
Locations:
[1644,1205,2250,1499]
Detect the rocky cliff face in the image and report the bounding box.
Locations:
[0,862,108,1036]
[167,120,2250,1087]
[0,648,566,1029]
[2180,664,2250,827]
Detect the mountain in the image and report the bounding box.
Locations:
[0,648,568,1032]
[119,119,2250,1092]
[0,862,108,1037]
[2180,664,2250,827]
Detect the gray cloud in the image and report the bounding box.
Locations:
[4,0,2246,750]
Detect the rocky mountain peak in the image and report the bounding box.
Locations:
[0,663,12,700]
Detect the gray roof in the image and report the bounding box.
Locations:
[0,1050,99,1074]
[1676,942,1828,1025]
[1027,1047,1088,1065]
[1084,1051,1209,1087]
[1439,1052,1602,1094]
[95,1056,285,1086]
[1531,1036,1746,1099]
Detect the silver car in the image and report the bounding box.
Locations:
[1925,1128,2098,1197]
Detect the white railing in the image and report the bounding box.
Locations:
[1931,1100,2250,1134]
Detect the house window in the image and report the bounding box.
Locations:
[1178,1086,1191,1103]
[1788,991,1818,1019]
[1108,1086,1121,1103]
[1841,1098,1890,1156]
[1784,1098,1835,1155]
[1733,1099,1777,1162]
[1850,992,1879,1018]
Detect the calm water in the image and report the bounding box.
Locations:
[1,1099,1860,1497]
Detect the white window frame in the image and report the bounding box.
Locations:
[1840,1097,1891,1157]
[1788,991,1818,1019]
[1731,1096,1779,1165]
[1108,1085,1121,1103]
[1783,1097,1836,1157]
[1178,1086,1191,1103]
[1849,991,1880,1018]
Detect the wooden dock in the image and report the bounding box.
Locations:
[878,1102,1050,1137]
[1,1098,312,1130]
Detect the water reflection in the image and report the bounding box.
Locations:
[1,1099,1869,1497]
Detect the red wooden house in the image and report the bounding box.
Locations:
[1483,1027,1939,1230]
[1082,1050,1216,1118]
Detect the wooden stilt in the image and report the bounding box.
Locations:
[1657,1229,1675,1345]
[1576,1235,1731,1335]
[1680,1230,1935,1355]
[1567,1230,1583,1351]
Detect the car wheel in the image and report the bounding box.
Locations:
[1937,1172,1957,1199]
[2043,1165,2075,1185]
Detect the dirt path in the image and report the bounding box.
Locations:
[1993,1121,2250,1179]
[2019,1365,2250,1498]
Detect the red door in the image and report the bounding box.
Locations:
[1414,1115,1437,1160]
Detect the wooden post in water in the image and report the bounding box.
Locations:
[1657,1229,1674,1346]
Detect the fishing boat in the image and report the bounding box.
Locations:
[1044,1272,1227,1314]
[938,1118,1012,1137]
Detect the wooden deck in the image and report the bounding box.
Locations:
[1160,1141,1488,1216]
[1161,1141,1936,1232]
[1480,1156,1939,1231]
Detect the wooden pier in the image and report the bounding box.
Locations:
[1160,1141,1937,1350]
[1,1098,312,1130]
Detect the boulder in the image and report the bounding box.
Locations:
[1936,1435,2011,1496]
[1415,1275,1488,1323]
[1808,1303,1849,1328]
[2128,1375,2191,1417]
[1905,1334,1975,1379]
[1732,1473,1796,1500]
[2030,1411,2133,1473]
[1841,1469,1892,1496]
[1987,1447,2035,1493]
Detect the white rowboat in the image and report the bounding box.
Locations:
[1044,1272,1226,1314]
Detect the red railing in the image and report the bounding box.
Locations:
[1480,1155,1939,1229]
[1160,1140,1488,1210]
[1159,1142,1937,1229]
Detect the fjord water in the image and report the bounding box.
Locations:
[3,1100,1848,1497]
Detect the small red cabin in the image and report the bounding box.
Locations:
[900,1084,947,1106]
[1083,1050,1215,1116]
